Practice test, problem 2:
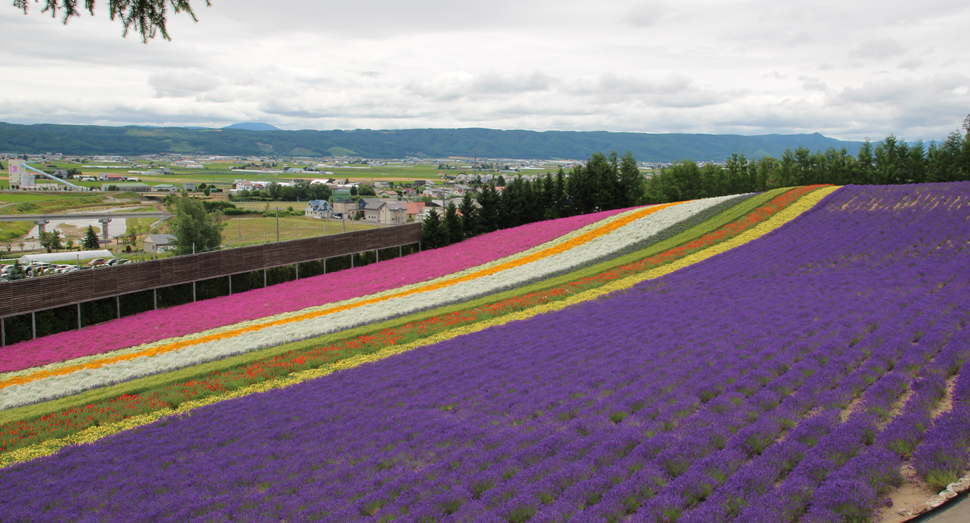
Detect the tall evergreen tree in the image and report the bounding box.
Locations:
[82,225,101,250]
[444,202,463,245]
[855,139,876,184]
[589,152,619,211]
[617,151,645,207]
[909,140,928,184]
[458,192,480,238]
[421,208,447,249]
[477,184,501,233]
[554,168,567,218]
[962,115,970,181]
[498,184,514,229]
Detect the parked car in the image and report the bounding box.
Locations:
[87,258,106,267]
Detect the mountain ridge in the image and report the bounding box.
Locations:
[0,122,862,162]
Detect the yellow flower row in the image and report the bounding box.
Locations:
[0,189,834,469]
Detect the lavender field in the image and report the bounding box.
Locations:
[1,183,969,522]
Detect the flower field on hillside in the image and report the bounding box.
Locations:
[1,183,968,522]
[4,198,743,410]
[0,208,628,374]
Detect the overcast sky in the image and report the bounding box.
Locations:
[3,0,968,141]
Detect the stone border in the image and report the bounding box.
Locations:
[897,474,970,518]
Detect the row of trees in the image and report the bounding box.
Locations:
[645,120,970,203]
[231,181,333,202]
[422,152,646,249]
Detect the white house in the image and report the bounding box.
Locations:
[305,200,335,219]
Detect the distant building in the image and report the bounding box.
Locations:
[144,234,176,255]
[402,202,426,221]
[360,198,407,225]
[305,200,334,219]
[376,189,399,198]
[332,197,357,217]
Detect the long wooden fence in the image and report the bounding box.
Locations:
[0,223,422,319]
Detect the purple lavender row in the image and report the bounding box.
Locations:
[722,184,970,522]
[1,184,969,522]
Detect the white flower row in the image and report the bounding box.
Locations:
[2,197,736,409]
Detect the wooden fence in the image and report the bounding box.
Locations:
[0,223,422,319]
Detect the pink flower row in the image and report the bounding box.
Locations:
[1,209,627,374]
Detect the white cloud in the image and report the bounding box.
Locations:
[0,0,968,142]
[149,69,221,98]
[850,38,907,60]
[625,2,670,28]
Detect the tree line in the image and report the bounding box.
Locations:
[422,151,645,249]
[230,181,333,202]
[644,119,970,203]
[422,118,970,249]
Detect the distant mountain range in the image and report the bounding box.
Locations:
[0,122,861,162]
[222,122,282,131]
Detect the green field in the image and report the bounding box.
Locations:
[220,215,377,247]
[0,193,99,203]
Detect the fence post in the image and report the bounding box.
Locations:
[31,312,36,340]
[264,269,267,287]
[399,245,402,257]
[295,263,299,280]
[228,275,232,295]
[193,281,197,302]
[376,249,379,263]
[154,289,157,310]
[116,296,120,319]
[77,303,81,330]
[351,254,354,268]
[1,317,5,347]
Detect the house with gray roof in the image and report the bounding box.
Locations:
[360,198,407,225]
[144,234,177,256]
[305,200,334,219]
